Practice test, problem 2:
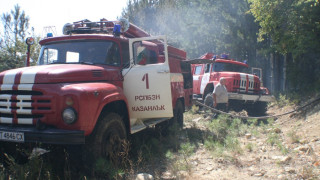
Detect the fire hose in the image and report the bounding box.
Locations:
[194,97,320,120]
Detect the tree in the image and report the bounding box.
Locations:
[248,0,320,91]
[0,4,40,71]
[121,0,259,64]
[122,0,320,91]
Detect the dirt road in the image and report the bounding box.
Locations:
[163,102,320,180]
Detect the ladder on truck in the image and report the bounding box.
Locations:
[62,18,151,39]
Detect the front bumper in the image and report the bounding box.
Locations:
[193,94,203,101]
[228,93,275,102]
[0,125,85,144]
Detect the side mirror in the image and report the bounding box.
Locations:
[26,37,34,45]
[25,37,34,66]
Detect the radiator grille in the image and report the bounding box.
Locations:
[0,91,52,120]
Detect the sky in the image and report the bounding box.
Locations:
[0,0,129,37]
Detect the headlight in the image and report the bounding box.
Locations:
[62,107,77,124]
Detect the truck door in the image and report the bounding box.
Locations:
[200,64,211,94]
[192,65,203,94]
[122,36,173,120]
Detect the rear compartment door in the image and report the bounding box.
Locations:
[122,36,173,119]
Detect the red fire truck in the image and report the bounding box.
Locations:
[0,19,192,159]
[191,53,273,115]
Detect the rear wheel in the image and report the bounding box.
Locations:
[173,100,184,129]
[228,99,243,112]
[155,100,184,135]
[254,101,268,116]
[89,112,127,165]
[246,101,268,116]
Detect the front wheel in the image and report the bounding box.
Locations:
[89,112,127,165]
[204,93,213,108]
[204,93,215,113]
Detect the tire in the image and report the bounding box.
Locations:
[89,112,127,164]
[228,99,243,112]
[246,101,268,116]
[255,101,268,116]
[155,100,184,135]
[204,93,215,114]
[204,93,214,108]
[173,100,184,129]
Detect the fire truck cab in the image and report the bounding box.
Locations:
[0,19,192,159]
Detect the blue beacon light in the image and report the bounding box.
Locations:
[221,54,228,59]
[113,24,121,37]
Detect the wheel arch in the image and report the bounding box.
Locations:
[95,100,130,135]
[203,83,214,100]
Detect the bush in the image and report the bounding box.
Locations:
[204,115,246,156]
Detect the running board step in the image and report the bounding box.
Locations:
[130,117,170,134]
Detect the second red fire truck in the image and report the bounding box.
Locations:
[191,53,273,116]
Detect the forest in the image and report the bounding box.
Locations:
[1,0,319,92]
[120,0,320,92]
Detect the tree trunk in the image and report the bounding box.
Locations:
[283,54,287,91]
[270,53,274,93]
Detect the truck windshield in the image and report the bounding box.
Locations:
[213,62,248,73]
[38,40,120,66]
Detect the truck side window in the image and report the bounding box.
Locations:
[136,46,147,65]
[133,41,158,65]
[41,48,58,64]
[204,64,211,73]
[148,50,157,64]
[194,66,202,75]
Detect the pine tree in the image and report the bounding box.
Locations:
[0,4,40,71]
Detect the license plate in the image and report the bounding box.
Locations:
[0,131,25,142]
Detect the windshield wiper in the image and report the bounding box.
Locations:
[50,61,66,64]
[79,61,94,65]
[49,61,95,65]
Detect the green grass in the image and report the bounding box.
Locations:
[299,165,318,179]
[287,128,301,144]
[94,158,125,179]
[190,105,200,114]
[2,152,56,180]
[203,115,246,157]
[272,92,300,108]
[245,142,255,152]
[266,132,288,155]
[1,106,296,179]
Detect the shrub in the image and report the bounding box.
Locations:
[287,129,300,144]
